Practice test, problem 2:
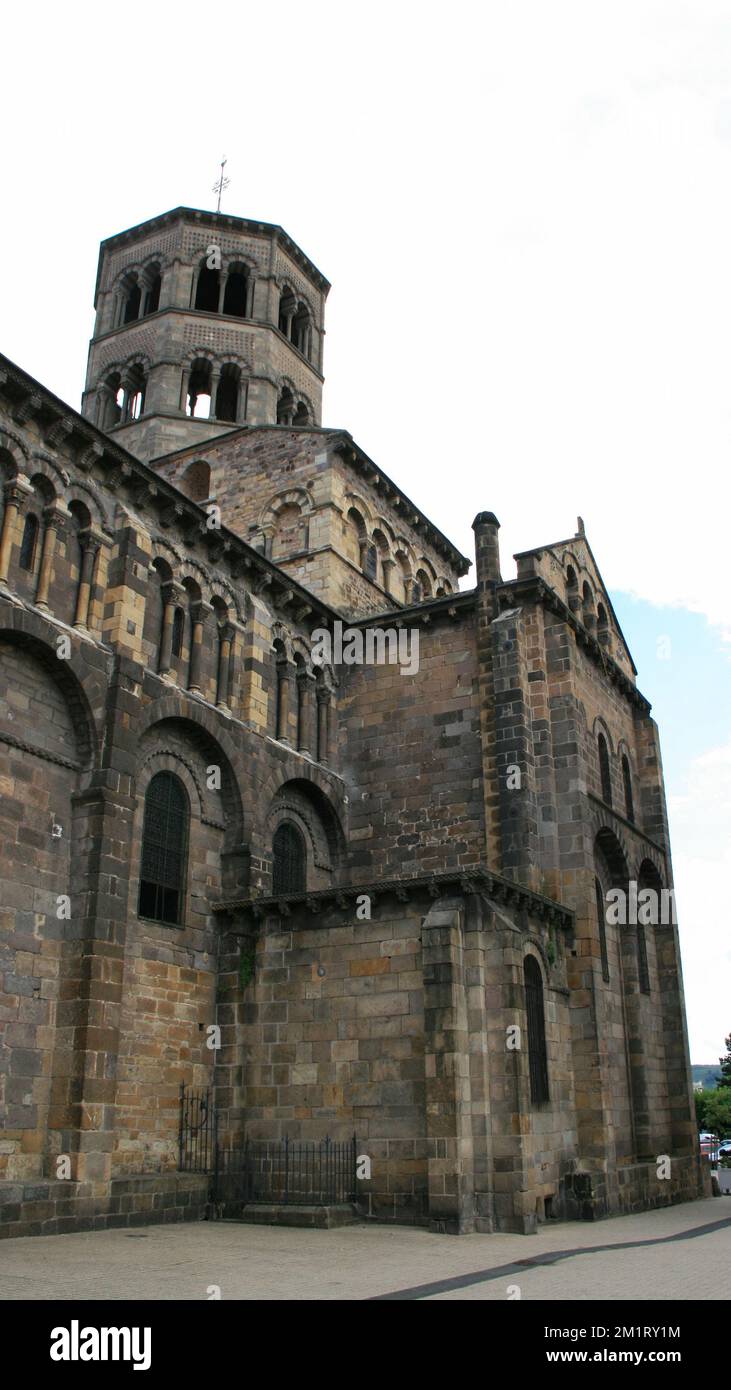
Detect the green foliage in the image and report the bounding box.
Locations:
[717,1033,731,1090]
[696,1086,731,1138]
[239,948,256,990]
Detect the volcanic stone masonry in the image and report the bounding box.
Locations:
[0,205,707,1238]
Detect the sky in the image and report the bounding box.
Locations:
[1,0,728,1063]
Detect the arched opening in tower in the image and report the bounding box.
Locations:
[215,365,240,422]
[223,266,248,317]
[195,264,220,313]
[186,360,213,418]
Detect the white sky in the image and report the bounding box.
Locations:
[1,0,728,1061]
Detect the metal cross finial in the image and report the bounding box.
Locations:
[212,158,230,213]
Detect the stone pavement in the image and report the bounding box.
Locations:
[0,1197,728,1301]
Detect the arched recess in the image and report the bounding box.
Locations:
[619,747,635,824]
[113,714,247,1176]
[265,776,346,893]
[179,459,212,503]
[270,497,309,559]
[343,505,367,568]
[593,718,614,807]
[523,953,550,1104]
[595,824,654,1161]
[0,625,99,1179]
[636,857,687,1154]
[593,825,637,1162]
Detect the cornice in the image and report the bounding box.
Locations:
[213,865,574,928]
[149,425,471,576]
[0,352,337,631]
[95,206,331,303]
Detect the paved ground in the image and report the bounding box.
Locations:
[0,1198,728,1300]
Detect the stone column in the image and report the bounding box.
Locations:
[217,272,229,314]
[158,581,185,676]
[276,659,295,743]
[73,530,102,629]
[422,896,475,1234]
[317,689,331,765]
[245,274,255,317]
[0,476,33,584]
[188,600,212,694]
[209,367,221,419]
[297,670,316,755]
[471,511,504,872]
[216,622,234,710]
[35,502,68,610]
[180,369,190,414]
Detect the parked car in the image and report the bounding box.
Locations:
[719,1141,731,1157]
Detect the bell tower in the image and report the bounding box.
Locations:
[81,207,330,463]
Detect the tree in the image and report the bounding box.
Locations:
[696,1087,731,1138]
[718,1033,731,1090]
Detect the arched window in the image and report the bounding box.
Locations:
[138,772,189,925]
[124,363,146,422]
[146,271,161,315]
[223,265,248,317]
[597,602,610,645]
[524,956,549,1104]
[292,302,311,356]
[582,581,595,630]
[272,821,306,895]
[122,274,141,324]
[277,387,295,425]
[598,733,612,807]
[622,754,635,823]
[19,513,39,571]
[594,876,610,982]
[364,543,378,580]
[278,287,296,337]
[171,606,185,658]
[180,459,211,503]
[293,401,310,426]
[215,364,240,423]
[415,568,432,599]
[186,359,213,418]
[195,262,220,312]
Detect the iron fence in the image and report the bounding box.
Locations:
[215,1134,357,1206]
[179,1087,357,1208]
[178,1083,215,1173]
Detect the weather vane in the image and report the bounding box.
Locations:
[212,158,230,213]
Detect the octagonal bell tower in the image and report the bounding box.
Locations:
[81,207,330,463]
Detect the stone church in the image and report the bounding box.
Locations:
[0,205,706,1238]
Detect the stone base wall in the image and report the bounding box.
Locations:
[0,1173,208,1240]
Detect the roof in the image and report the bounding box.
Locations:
[151,425,472,576]
[94,206,331,304]
[514,529,637,676]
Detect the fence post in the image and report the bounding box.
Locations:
[213,1108,219,1203]
[284,1135,289,1206]
[178,1082,185,1171]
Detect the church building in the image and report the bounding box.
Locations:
[0,206,706,1237]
